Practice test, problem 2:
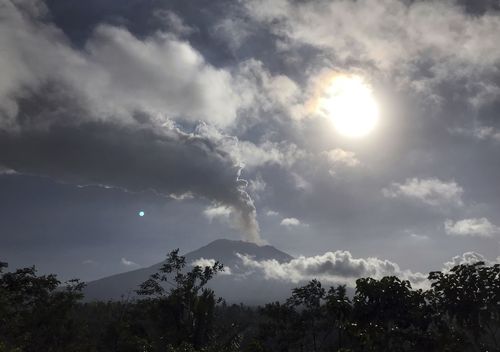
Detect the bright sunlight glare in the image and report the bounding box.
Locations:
[317,74,379,138]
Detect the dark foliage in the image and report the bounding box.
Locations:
[1,253,500,351]
[0,261,85,352]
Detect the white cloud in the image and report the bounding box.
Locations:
[203,203,265,245]
[153,9,196,36]
[473,127,500,142]
[212,18,252,51]
[266,210,279,216]
[444,218,500,237]
[0,1,258,129]
[0,1,308,172]
[248,175,267,195]
[469,82,500,109]
[237,250,427,288]
[244,0,500,107]
[291,172,311,192]
[250,0,495,67]
[382,177,464,208]
[191,257,232,275]
[237,250,500,289]
[203,204,233,222]
[82,25,244,127]
[280,217,301,227]
[322,148,360,168]
[235,59,302,116]
[195,123,305,170]
[236,140,304,169]
[169,192,194,201]
[121,257,139,267]
[451,126,500,143]
[443,252,496,271]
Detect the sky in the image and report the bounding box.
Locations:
[1,0,500,283]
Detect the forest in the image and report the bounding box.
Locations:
[1,250,500,352]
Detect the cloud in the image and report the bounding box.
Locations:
[280,217,301,227]
[169,192,194,201]
[291,172,311,192]
[196,123,305,170]
[451,126,500,143]
[0,120,262,243]
[237,250,500,289]
[0,0,264,243]
[191,257,232,275]
[323,148,360,167]
[121,257,139,267]
[235,59,302,117]
[472,127,500,142]
[382,178,464,208]
[322,148,360,173]
[248,174,267,195]
[409,233,429,241]
[83,25,244,127]
[244,0,500,107]
[203,205,233,222]
[236,141,304,169]
[237,250,427,288]
[444,217,500,237]
[153,9,196,36]
[266,210,279,216]
[0,0,253,129]
[0,166,16,175]
[212,18,252,51]
[442,252,497,270]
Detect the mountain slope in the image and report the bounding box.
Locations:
[83,239,296,304]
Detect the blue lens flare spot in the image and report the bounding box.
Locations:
[138,211,145,217]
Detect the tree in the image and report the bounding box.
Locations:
[324,285,352,351]
[352,276,431,351]
[429,261,500,350]
[137,249,226,350]
[0,261,85,352]
[286,280,326,352]
[257,302,303,352]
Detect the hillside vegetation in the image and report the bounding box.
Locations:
[1,251,500,352]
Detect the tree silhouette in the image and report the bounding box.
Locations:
[325,285,352,350]
[2,256,500,352]
[137,249,227,351]
[0,261,85,352]
[287,279,326,352]
[352,276,433,351]
[429,261,500,350]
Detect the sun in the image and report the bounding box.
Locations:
[317,74,379,138]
